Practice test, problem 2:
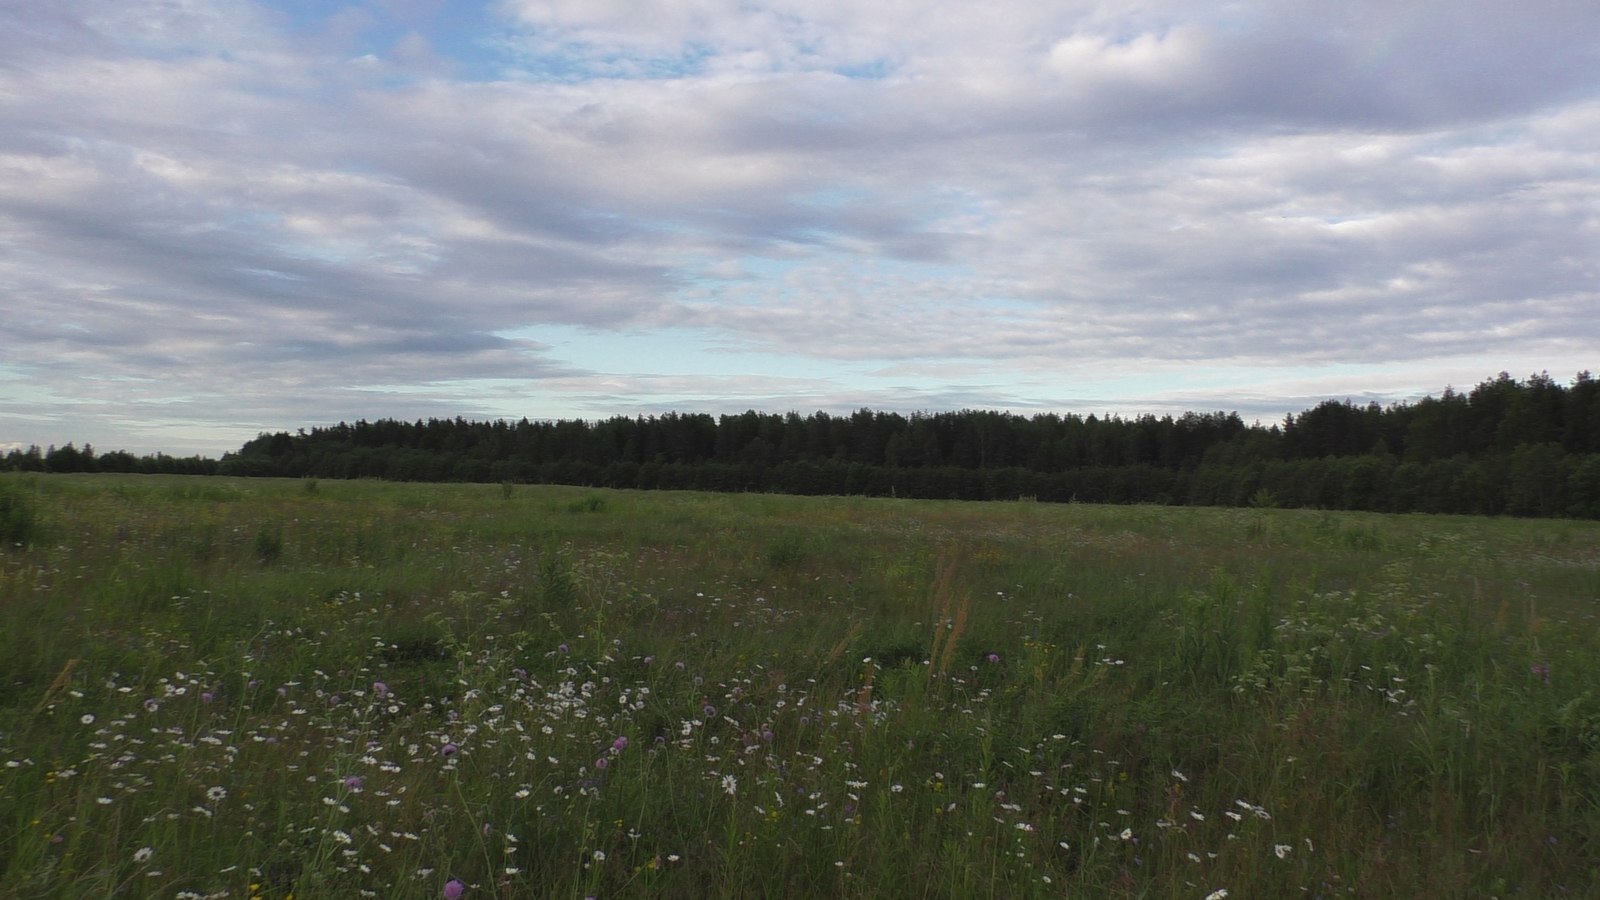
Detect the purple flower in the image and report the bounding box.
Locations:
[276,686,288,697]
[247,679,260,689]
[676,661,686,671]
[373,681,389,699]
[558,644,570,654]
[344,775,363,790]
[443,879,465,900]
[595,757,608,769]
[799,716,810,726]
[987,653,1000,664]
[200,691,214,703]
[441,743,458,757]
[761,730,774,742]
[611,736,629,753]
[703,704,716,717]
[328,694,340,706]
[643,656,654,664]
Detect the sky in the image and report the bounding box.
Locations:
[1,0,1597,455]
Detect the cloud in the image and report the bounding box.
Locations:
[0,0,1597,452]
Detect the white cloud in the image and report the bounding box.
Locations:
[0,0,1597,452]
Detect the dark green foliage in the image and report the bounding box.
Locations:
[12,371,1600,519]
[253,523,283,563]
[538,550,576,607]
[0,480,37,546]
[764,530,807,567]
[566,493,606,513]
[1,443,217,475]
[378,634,452,666]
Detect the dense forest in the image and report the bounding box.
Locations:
[9,372,1600,518]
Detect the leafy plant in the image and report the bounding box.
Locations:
[0,480,37,546]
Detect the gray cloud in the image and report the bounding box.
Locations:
[1,0,1597,453]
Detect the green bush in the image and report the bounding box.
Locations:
[0,480,37,546]
[253,523,283,563]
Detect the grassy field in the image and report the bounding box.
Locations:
[2,473,1599,899]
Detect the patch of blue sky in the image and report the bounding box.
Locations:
[502,40,720,83]
[255,0,509,81]
[832,59,895,80]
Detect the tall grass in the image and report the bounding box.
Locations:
[1,473,1598,898]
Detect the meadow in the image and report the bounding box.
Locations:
[2,473,1599,899]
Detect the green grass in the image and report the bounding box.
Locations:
[2,473,1599,899]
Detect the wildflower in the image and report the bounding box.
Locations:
[134,847,154,862]
[1189,810,1205,821]
[344,776,364,791]
[1171,768,1188,782]
[373,682,389,699]
[1274,844,1291,859]
[441,744,458,757]
[442,879,465,900]
[1120,828,1133,841]
[676,661,686,670]
[611,736,628,753]
[987,653,1000,663]
[80,714,96,725]
[558,644,569,654]
[595,757,608,770]
[207,786,228,802]
[201,692,213,703]
[97,796,114,805]
[722,774,738,796]
[1205,890,1229,900]
[643,656,654,664]
[667,854,680,862]
[703,704,716,717]
[762,730,774,742]
[144,699,160,712]
[593,850,606,862]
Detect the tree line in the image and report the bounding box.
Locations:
[8,371,1600,518]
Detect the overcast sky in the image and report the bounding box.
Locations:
[2,0,1597,454]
